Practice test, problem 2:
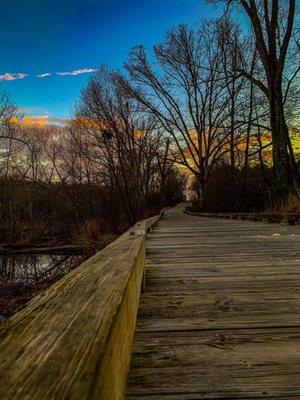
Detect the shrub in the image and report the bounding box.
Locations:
[267,192,300,213]
[192,164,272,212]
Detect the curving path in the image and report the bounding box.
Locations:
[126,206,300,399]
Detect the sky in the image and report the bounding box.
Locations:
[0,0,223,119]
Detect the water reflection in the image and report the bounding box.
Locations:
[0,254,85,284]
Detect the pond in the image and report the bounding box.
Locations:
[0,253,86,284]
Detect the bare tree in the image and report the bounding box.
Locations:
[119,22,245,205]
[216,18,247,168]
[74,67,168,224]
[0,91,25,178]
[209,0,299,192]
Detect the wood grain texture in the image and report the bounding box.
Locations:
[0,210,166,400]
[126,206,300,399]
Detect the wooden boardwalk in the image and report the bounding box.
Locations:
[126,206,300,399]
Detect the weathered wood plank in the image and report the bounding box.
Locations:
[126,206,300,398]
[127,328,300,397]
[135,290,300,332]
[0,210,166,400]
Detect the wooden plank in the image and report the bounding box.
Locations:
[135,291,300,332]
[140,276,300,293]
[127,329,300,398]
[144,264,300,278]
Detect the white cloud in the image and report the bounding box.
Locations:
[0,72,28,81]
[56,68,96,76]
[0,67,97,81]
[37,72,51,78]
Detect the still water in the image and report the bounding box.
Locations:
[0,254,86,284]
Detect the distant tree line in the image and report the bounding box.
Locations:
[0,89,185,248]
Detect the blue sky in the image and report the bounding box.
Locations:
[0,0,222,119]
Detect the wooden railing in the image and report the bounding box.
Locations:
[0,209,166,400]
[184,208,300,225]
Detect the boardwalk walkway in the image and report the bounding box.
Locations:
[126,206,300,399]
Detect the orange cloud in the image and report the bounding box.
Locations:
[10,115,68,128]
[0,72,28,81]
[10,116,47,128]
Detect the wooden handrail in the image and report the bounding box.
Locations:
[184,208,300,225]
[0,208,167,400]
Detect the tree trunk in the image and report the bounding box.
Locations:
[194,174,206,211]
[269,81,291,193]
[256,128,269,186]
[287,133,299,185]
